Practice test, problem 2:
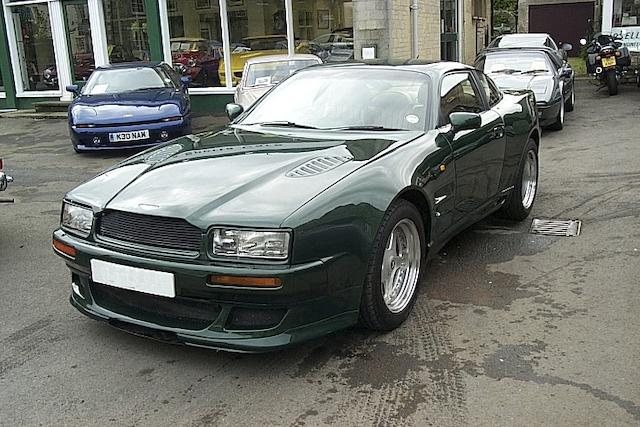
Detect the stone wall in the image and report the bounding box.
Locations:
[353,0,488,64]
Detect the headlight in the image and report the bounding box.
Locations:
[61,202,93,237]
[212,228,290,260]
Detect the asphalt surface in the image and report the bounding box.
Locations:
[0,81,639,426]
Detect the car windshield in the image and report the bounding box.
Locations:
[82,67,175,95]
[483,53,552,75]
[244,60,319,88]
[244,37,288,50]
[171,42,196,52]
[238,68,430,131]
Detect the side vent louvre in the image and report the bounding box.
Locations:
[286,156,353,178]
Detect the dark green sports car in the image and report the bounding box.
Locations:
[53,62,540,352]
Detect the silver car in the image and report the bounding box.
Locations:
[234,54,322,109]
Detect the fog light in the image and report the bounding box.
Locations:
[92,136,101,144]
[160,130,170,140]
[208,275,282,288]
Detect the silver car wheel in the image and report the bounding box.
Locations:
[381,219,421,313]
[521,149,538,210]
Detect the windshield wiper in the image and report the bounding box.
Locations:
[490,69,521,74]
[246,121,319,129]
[329,125,405,131]
[520,69,550,75]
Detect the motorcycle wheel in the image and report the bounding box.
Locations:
[607,70,618,96]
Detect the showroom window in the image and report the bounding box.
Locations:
[10,4,58,91]
[166,0,224,87]
[224,0,287,86]
[613,0,640,26]
[63,2,94,83]
[291,1,353,63]
[103,0,150,63]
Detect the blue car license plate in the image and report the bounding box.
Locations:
[109,129,150,143]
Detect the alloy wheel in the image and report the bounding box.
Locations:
[381,219,421,313]
[521,149,538,209]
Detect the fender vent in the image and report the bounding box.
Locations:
[286,155,353,178]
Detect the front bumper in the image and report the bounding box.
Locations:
[536,98,562,127]
[53,229,361,352]
[69,118,191,151]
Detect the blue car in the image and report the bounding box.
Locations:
[66,62,192,153]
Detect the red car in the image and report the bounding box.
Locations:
[171,38,222,86]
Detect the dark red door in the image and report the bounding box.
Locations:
[529,2,594,57]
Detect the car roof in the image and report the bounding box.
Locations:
[300,60,473,77]
[96,61,165,70]
[493,33,551,46]
[245,54,322,65]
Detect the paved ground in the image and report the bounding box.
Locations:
[0,81,639,426]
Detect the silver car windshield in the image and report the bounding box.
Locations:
[239,68,430,131]
[244,60,319,88]
[483,53,553,75]
[82,68,175,95]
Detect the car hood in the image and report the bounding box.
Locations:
[70,88,185,125]
[235,86,271,109]
[67,128,421,228]
[489,73,555,103]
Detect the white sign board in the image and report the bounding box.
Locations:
[612,26,640,52]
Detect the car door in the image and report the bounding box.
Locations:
[439,71,506,221]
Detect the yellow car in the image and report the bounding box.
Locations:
[219,35,314,86]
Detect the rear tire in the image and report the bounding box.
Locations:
[359,200,425,331]
[497,139,539,221]
[607,70,618,96]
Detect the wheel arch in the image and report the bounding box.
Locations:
[394,187,433,254]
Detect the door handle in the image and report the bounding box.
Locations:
[492,125,505,139]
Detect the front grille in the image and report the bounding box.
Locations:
[98,210,203,252]
[91,281,221,330]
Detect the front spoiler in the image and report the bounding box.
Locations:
[70,293,358,353]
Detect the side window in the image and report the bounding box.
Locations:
[439,72,484,125]
[476,72,502,107]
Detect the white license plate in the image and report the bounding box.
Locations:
[90,259,175,298]
[108,129,150,143]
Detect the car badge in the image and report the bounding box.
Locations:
[123,114,133,118]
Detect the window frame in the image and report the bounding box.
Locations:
[474,70,502,108]
[438,70,487,127]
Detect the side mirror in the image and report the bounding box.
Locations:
[65,84,79,95]
[561,43,573,51]
[449,112,481,132]
[180,76,192,87]
[580,38,587,46]
[225,103,244,121]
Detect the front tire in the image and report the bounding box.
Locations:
[497,139,539,221]
[548,99,565,131]
[359,200,425,331]
[565,85,575,112]
[607,70,618,95]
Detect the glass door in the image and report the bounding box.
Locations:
[441,0,458,61]
[63,0,95,85]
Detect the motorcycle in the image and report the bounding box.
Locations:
[580,34,633,96]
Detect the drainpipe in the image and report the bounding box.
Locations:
[410,0,419,59]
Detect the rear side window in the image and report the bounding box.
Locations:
[439,72,484,125]
[476,72,502,107]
